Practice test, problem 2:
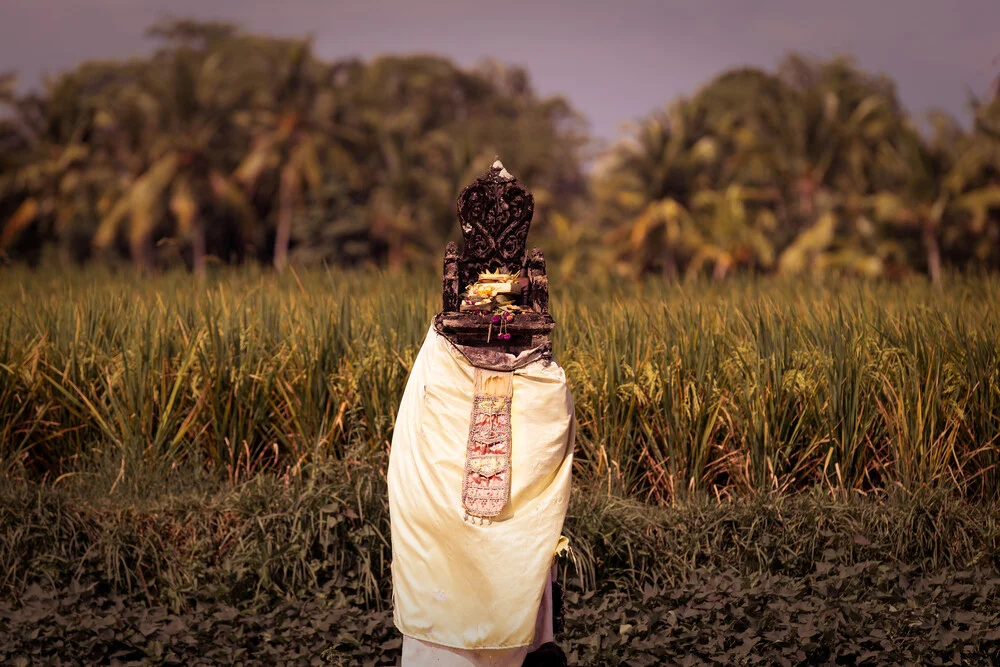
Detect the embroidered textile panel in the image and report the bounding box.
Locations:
[463,368,513,522]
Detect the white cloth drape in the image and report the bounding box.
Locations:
[400,566,556,666]
[387,323,574,660]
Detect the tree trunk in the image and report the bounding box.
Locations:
[661,251,678,282]
[388,240,404,273]
[796,174,817,220]
[274,176,294,273]
[130,235,154,275]
[192,211,206,279]
[923,221,942,287]
[712,254,731,281]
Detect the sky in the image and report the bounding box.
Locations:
[2,0,997,143]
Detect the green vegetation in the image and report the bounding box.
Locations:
[2,17,1000,665]
[3,484,999,664]
[2,269,999,662]
[3,20,1000,283]
[3,268,999,502]
[0,19,586,275]
[594,59,1000,283]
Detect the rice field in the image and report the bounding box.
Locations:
[2,266,1000,664]
[2,266,999,502]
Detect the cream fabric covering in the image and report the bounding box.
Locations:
[388,323,574,655]
[400,567,555,666]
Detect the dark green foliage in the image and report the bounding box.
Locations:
[3,567,998,665]
[4,20,1000,281]
[0,578,398,666]
[2,478,999,665]
[561,565,1000,666]
[0,20,588,273]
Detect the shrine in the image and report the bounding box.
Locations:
[387,161,573,667]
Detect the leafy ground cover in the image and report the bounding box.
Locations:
[2,472,999,665]
[2,562,998,665]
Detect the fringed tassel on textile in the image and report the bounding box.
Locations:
[462,511,493,526]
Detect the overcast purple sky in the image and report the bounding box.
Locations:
[2,0,997,141]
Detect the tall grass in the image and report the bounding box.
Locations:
[1,265,998,503]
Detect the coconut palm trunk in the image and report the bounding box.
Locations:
[273,172,296,272]
[713,254,732,281]
[661,252,678,281]
[191,211,206,278]
[129,235,154,275]
[922,220,942,287]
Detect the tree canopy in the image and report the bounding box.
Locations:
[2,21,998,283]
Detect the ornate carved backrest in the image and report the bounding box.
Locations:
[440,161,553,347]
[455,161,534,290]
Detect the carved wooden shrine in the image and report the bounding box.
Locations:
[437,160,555,348]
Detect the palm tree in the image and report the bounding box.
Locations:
[1,20,594,271]
[863,115,954,285]
[685,185,779,279]
[0,71,112,264]
[595,101,710,279]
[941,99,1000,269]
[600,54,913,280]
[866,105,1000,282]
[92,36,259,275]
[232,38,333,272]
[763,55,911,277]
[366,121,449,271]
[614,196,693,279]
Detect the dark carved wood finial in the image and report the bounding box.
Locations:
[439,160,554,347]
[455,160,534,290]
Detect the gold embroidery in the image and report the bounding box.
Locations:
[463,368,513,522]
